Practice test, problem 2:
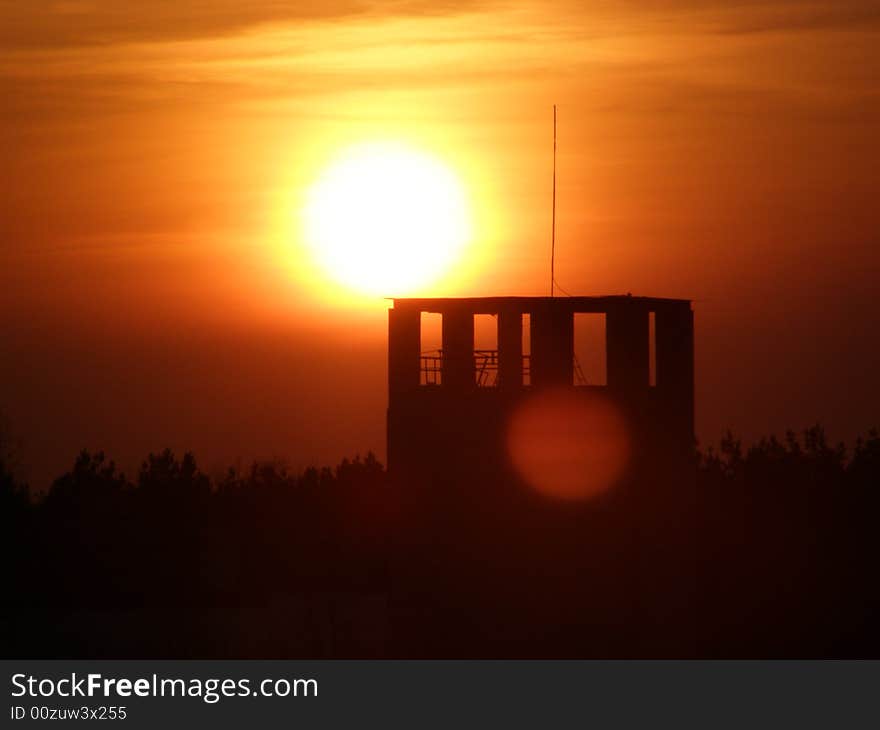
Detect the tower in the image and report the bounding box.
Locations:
[387,295,694,493]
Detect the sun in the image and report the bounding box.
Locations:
[302,141,472,296]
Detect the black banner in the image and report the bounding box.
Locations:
[3,661,879,728]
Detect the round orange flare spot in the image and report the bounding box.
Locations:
[506,388,631,501]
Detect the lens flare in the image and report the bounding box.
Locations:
[506,388,630,501]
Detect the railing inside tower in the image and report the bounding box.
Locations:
[420,350,443,386]
[474,349,498,386]
[420,350,532,387]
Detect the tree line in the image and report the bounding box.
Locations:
[2,425,878,658]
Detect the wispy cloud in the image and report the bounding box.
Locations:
[0,0,493,49]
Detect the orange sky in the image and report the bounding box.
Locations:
[1,0,878,486]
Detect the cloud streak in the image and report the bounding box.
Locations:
[0,0,493,49]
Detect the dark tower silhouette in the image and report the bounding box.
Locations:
[387,295,694,491]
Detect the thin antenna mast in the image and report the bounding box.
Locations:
[550,104,557,297]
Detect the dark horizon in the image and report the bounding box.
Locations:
[4,422,879,658]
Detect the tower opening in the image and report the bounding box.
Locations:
[573,313,607,386]
[420,311,443,386]
[474,314,499,387]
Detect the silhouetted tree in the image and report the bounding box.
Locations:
[45,450,128,511]
[138,448,211,502]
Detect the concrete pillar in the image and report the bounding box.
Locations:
[388,306,420,403]
[497,310,522,389]
[655,304,695,450]
[442,307,474,390]
[606,304,649,392]
[530,305,573,387]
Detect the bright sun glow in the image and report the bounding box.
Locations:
[302,142,472,296]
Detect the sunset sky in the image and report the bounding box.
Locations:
[1,0,878,487]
